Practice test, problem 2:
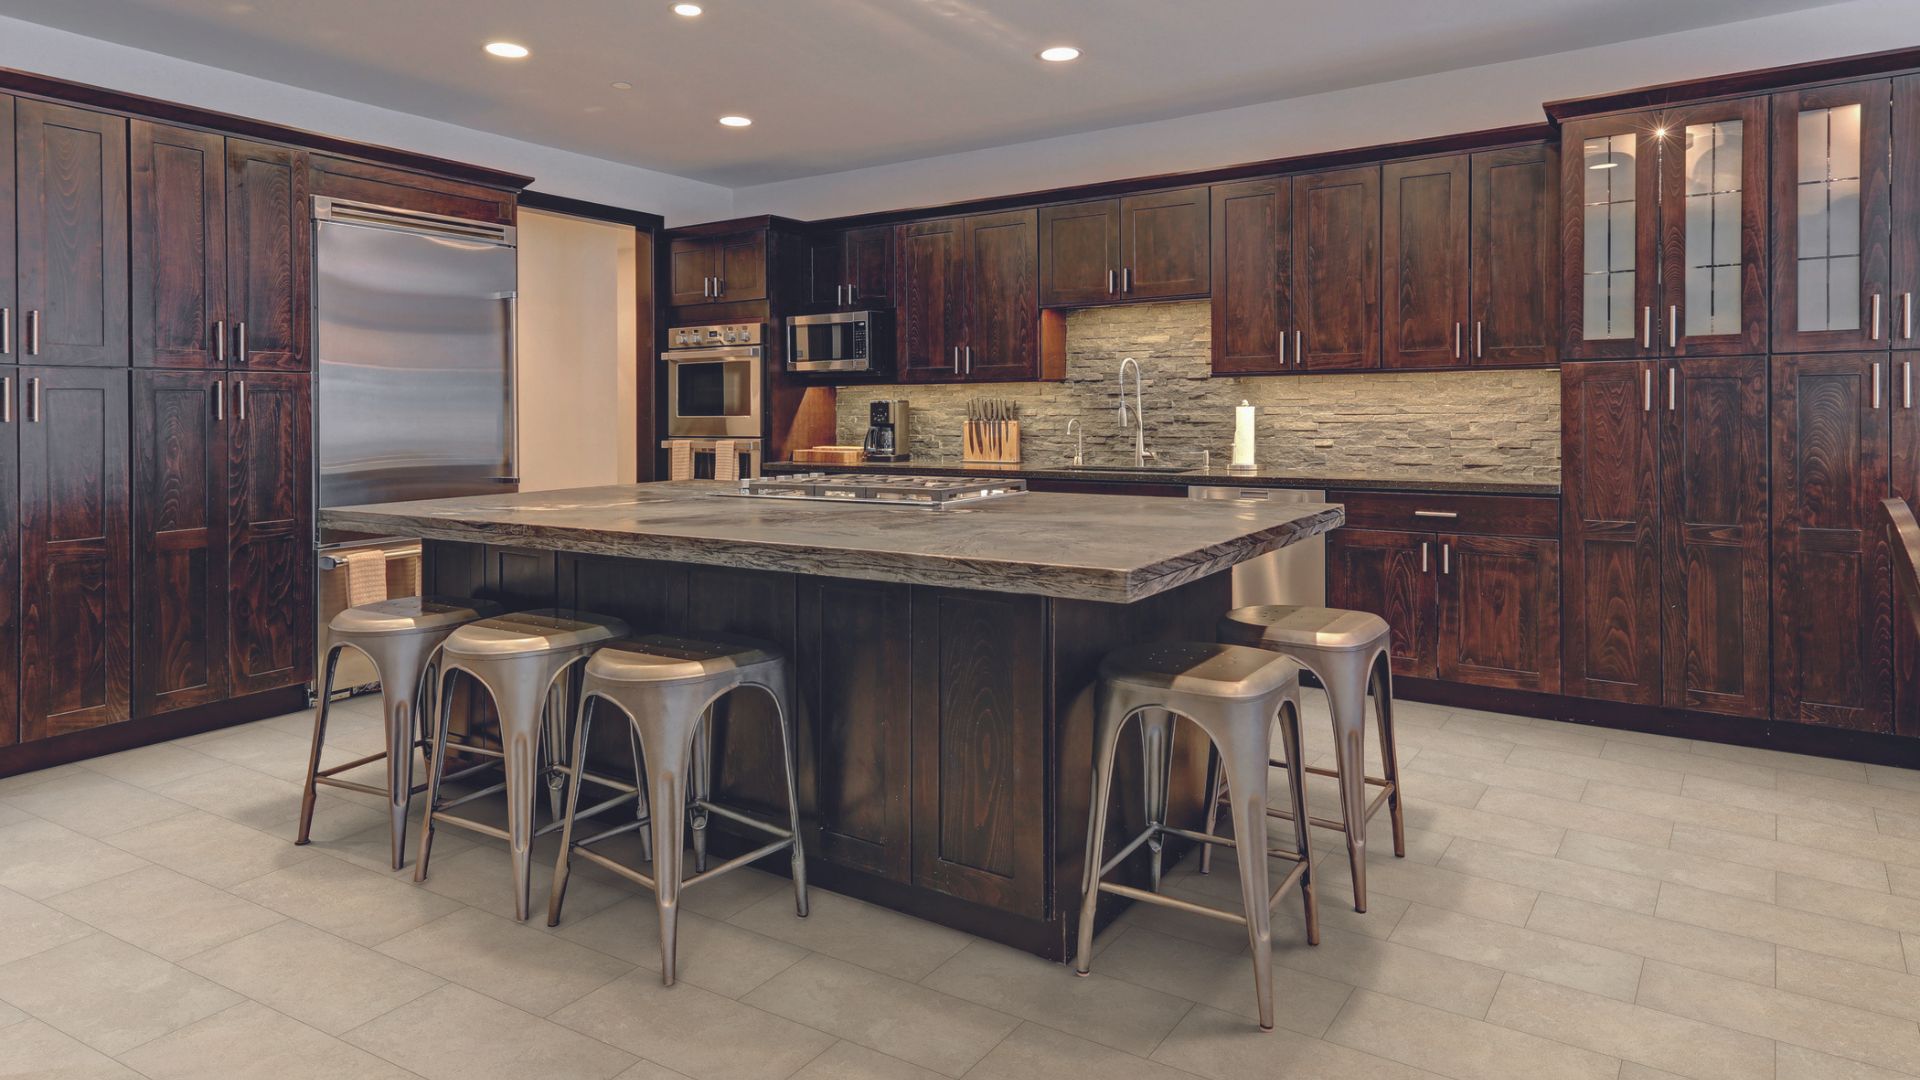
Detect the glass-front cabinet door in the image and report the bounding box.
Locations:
[1660,99,1768,356]
[1563,116,1658,359]
[1771,79,1893,353]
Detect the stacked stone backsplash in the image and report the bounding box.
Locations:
[834,301,1560,482]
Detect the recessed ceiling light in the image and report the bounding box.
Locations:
[484,41,529,58]
[718,115,752,127]
[611,81,633,91]
[673,3,703,15]
[1038,45,1081,62]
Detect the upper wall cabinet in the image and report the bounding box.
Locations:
[14,100,128,367]
[807,224,894,309]
[1038,187,1209,307]
[1382,155,1470,369]
[1209,177,1291,374]
[1472,145,1561,366]
[0,96,14,364]
[1563,100,1767,360]
[132,122,227,370]
[669,231,766,306]
[226,139,310,370]
[1771,80,1890,353]
[1897,75,1920,351]
[897,211,1052,383]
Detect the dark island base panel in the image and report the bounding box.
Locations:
[0,686,312,778]
[1398,678,1920,770]
[763,460,1561,497]
[424,541,1231,962]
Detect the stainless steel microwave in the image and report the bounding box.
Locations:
[787,310,893,376]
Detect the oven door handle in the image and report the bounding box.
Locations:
[662,345,763,362]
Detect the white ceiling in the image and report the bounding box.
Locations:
[4,0,1849,187]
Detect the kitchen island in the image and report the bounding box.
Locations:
[320,481,1342,960]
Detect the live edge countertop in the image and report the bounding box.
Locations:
[318,482,1345,604]
[763,459,1561,497]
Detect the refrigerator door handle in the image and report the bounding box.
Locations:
[492,294,521,483]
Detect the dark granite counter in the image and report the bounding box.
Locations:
[764,458,1560,496]
[319,481,1343,604]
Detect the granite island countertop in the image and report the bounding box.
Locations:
[764,458,1560,496]
[319,481,1345,604]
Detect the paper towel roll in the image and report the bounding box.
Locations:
[1232,400,1256,470]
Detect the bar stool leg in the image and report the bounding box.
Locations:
[543,679,572,822]
[1324,655,1374,913]
[1277,699,1320,942]
[548,694,596,927]
[1197,755,1224,876]
[644,733,690,986]
[295,646,345,847]
[629,724,653,863]
[764,680,810,917]
[415,666,460,883]
[1372,651,1406,859]
[379,638,429,871]
[1219,703,1278,1032]
[689,708,713,874]
[494,670,553,922]
[1074,693,1131,975]
[1138,708,1176,892]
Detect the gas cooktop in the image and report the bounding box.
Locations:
[715,473,1028,508]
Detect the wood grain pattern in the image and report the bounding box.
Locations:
[1771,353,1893,730]
[1471,144,1559,366]
[1328,526,1437,678]
[227,372,311,695]
[1438,533,1561,692]
[0,95,15,361]
[19,367,130,741]
[308,154,515,225]
[717,231,767,303]
[225,140,309,371]
[963,209,1039,381]
[14,100,128,368]
[896,217,966,381]
[1561,360,1663,704]
[1894,74,1920,353]
[132,370,229,716]
[1293,166,1381,371]
[1209,177,1292,374]
[843,224,894,308]
[668,236,718,307]
[0,368,17,746]
[1660,357,1769,717]
[1894,355,1920,734]
[1658,97,1769,358]
[1037,199,1119,307]
[1382,155,1470,370]
[1559,116,1658,361]
[132,122,225,370]
[1117,186,1209,301]
[1329,490,1560,538]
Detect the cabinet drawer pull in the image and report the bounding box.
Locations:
[1412,510,1459,519]
[1441,542,1451,575]
[0,374,9,424]
[1421,541,1429,573]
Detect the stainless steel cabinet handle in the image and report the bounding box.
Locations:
[27,309,40,356]
[1278,328,1287,367]
[1643,367,1653,411]
[952,346,960,373]
[235,379,247,421]
[214,379,224,421]
[1474,320,1483,359]
[1668,366,1677,411]
[1906,361,1914,409]
[1421,541,1429,573]
[1108,269,1116,295]
[1904,293,1914,341]
[1412,510,1459,519]
[1669,305,1678,349]
[1642,306,1652,349]
[1122,267,1131,294]
[27,377,40,423]
[705,276,714,298]
[235,322,248,366]
[213,320,226,364]
[965,345,973,374]
[0,307,9,356]
[1872,293,1883,341]
[835,284,843,305]
[1454,322,1462,359]
[715,277,724,297]
[1,375,10,424]
[1294,330,1303,366]
[1872,362,1882,409]
[1441,542,1451,575]
[848,284,857,303]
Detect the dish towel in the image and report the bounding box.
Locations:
[667,440,695,481]
[714,440,741,482]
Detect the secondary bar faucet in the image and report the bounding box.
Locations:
[1118,357,1152,467]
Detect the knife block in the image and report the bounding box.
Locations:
[962,420,1021,464]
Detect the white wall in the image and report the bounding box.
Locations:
[732,0,1915,220]
[0,14,732,224]
[516,209,639,491]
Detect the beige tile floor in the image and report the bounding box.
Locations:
[3,690,1920,1078]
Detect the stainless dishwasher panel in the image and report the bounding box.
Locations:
[1188,486,1327,608]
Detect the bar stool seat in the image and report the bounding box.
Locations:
[1212,605,1406,912]
[1077,641,1318,1032]
[297,596,500,870]
[548,633,808,987]
[415,608,632,921]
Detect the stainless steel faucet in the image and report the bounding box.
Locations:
[1117,357,1152,467]
[1066,417,1084,465]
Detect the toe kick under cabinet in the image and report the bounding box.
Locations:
[1327,491,1562,693]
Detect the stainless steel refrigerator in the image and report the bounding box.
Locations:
[311,196,518,688]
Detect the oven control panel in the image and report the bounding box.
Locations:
[669,323,762,348]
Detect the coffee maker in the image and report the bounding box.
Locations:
[862,399,910,462]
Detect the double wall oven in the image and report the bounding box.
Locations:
[662,322,764,478]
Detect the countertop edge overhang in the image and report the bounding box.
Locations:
[319,488,1345,604]
[762,460,1560,497]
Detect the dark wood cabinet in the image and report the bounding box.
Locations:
[0,368,16,746]
[132,122,227,370]
[14,101,128,368]
[669,231,766,306]
[1893,75,1920,352]
[1294,166,1381,371]
[1471,145,1559,366]
[1210,177,1291,374]
[897,217,967,379]
[227,372,312,696]
[132,370,228,716]
[910,587,1047,917]
[669,236,717,306]
[898,211,1045,383]
[1038,187,1208,307]
[1327,526,1435,678]
[1438,533,1561,692]
[1383,155,1470,370]
[1037,199,1118,307]
[1561,114,1659,361]
[1562,360,1663,704]
[18,367,130,741]
[0,97,14,365]
[1894,353,1920,733]
[1660,357,1770,716]
[807,225,895,309]
[1771,353,1893,731]
[1771,81,1893,354]
[225,140,308,371]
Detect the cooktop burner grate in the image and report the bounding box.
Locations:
[715,473,1028,507]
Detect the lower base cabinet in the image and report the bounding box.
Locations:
[0,369,18,747]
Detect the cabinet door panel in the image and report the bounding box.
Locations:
[0,97,15,363]
[799,577,912,881]
[1471,144,1558,366]
[844,225,894,308]
[133,122,226,370]
[1894,75,1920,351]
[1294,166,1380,370]
[1771,353,1893,730]
[1561,117,1658,360]
[133,371,229,716]
[964,209,1038,381]
[15,101,128,368]
[226,140,309,371]
[1660,358,1769,717]
[19,367,130,740]
[1210,178,1292,374]
[1562,360,1662,704]
[0,370,16,746]
[1118,187,1209,301]
[1770,81,1893,354]
[910,588,1046,916]
[804,233,842,308]
[716,232,766,302]
[1894,354,1920,733]
[229,372,312,696]
[1383,155,1469,370]
[1327,527,1435,679]
[897,218,966,380]
[1661,98,1769,357]
[668,238,717,306]
[1038,199,1119,307]
[1438,534,1560,692]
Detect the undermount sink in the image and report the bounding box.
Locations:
[1061,463,1197,474]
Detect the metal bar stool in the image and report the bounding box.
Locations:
[546,633,808,987]
[1208,605,1405,913]
[297,596,500,869]
[1076,642,1318,1032]
[415,608,631,920]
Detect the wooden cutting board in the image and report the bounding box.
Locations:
[792,445,867,464]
